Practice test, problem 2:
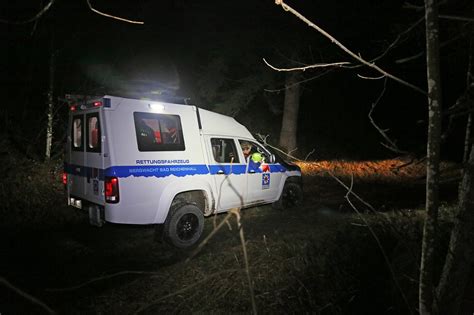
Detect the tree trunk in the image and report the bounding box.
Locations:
[462,42,473,164]
[435,38,474,315]
[278,71,301,153]
[463,113,472,164]
[45,38,55,161]
[435,144,474,314]
[419,0,443,314]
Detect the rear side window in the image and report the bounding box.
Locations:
[71,116,83,151]
[134,112,185,151]
[211,138,240,163]
[86,113,101,152]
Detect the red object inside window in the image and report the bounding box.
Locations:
[153,131,162,144]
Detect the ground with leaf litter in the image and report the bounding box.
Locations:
[1,158,469,314]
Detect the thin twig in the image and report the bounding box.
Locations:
[343,175,414,315]
[264,68,334,93]
[368,17,425,64]
[274,0,426,94]
[0,276,56,314]
[47,270,159,292]
[304,149,316,161]
[396,30,467,64]
[187,211,234,263]
[368,78,409,154]
[439,15,474,22]
[327,171,377,213]
[86,0,144,24]
[357,74,386,80]
[133,269,240,314]
[0,0,55,24]
[263,58,350,72]
[231,208,257,315]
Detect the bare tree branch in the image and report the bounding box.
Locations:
[439,14,474,22]
[257,132,414,311]
[263,58,350,72]
[86,0,144,24]
[232,208,257,315]
[304,148,316,160]
[368,78,410,154]
[367,17,425,64]
[0,276,56,314]
[343,175,414,314]
[357,74,386,80]
[264,68,335,93]
[396,31,467,64]
[0,0,55,24]
[273,0,426,95]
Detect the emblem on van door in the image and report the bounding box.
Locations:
[262,173,270,189]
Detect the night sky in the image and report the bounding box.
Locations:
[2,0,473,160]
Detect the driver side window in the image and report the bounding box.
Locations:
[239,140,270,162]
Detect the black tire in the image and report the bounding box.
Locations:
[273,182,303,210]
[164,204,204,248]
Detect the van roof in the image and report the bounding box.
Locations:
[199,108,253,139]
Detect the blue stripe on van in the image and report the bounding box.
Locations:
[105,164,210,178]
[64,163,287,179]
[208,165,247,175]
[270,164,287,172]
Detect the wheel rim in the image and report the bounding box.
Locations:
[176,213,199,241]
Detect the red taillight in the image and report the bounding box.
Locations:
[93,101,102,107]
[105,176,119,203]
[62,172,67,185]
[70,105,77,111]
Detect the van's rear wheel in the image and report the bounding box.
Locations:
[273,182,303,210]
[164,204,204,248]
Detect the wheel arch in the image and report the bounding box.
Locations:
[153,178,214,224]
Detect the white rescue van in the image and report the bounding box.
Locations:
[64,95,302,248]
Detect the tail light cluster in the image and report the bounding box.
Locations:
[105,176,120,203]
[62,172,68,185]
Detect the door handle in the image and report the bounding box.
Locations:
[249,170,255,173]
[217,170,224,174]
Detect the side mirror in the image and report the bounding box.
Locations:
[269,154,276,164]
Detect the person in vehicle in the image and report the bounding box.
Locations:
[240,141,252,161]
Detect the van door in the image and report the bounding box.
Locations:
[69,114,86,198]
[84,112,105,205]
[205,137,247,210]
[239,140,282,204]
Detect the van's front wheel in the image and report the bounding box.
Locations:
[273,182,303,210]
[164,204,204,248]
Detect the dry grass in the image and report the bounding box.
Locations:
[0,156,462,314]
[297,158,459,183]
